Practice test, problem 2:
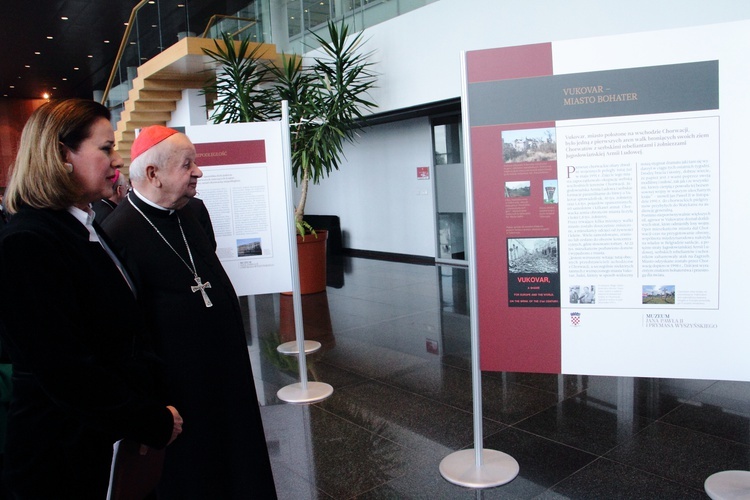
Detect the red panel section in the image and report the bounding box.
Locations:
[467,42,559,373]
[466,43,553,83]
[471,125,561,374]
[194,140,266,167]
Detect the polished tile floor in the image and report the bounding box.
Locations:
[245,256,750,499]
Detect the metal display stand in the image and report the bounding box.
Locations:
[275,101,333,404]
[439,54,520,488]
[704,470,750,499]
[277,340,321,355]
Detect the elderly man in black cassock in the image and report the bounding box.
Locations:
[101,126,277,499]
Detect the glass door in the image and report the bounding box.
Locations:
[432,114,467,266]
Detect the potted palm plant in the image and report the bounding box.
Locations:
[202,22,377,293]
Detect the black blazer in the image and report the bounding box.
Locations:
[0,205,174,499]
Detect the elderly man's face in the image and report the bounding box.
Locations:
[158,134,202,209]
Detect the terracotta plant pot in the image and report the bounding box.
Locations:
[295,230,328,294]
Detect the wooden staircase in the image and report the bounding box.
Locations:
[113,36,281,169]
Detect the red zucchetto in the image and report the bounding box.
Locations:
[131,125,179,160]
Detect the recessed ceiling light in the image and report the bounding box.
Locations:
[47,36,53,40]
[130,41,136,45]
[61,16,69,20]
[24,65,30,68]
[9,86,15,89]
[73,67,79,71]
[87,54,93,58]
[104,40,110,44]
[34,51,41,55]
[152,24,157,28]
[177,4,185,7]
[62,78,67,81]
[124,22,129,26]
[43,93,50,99]
[52,86,57,90]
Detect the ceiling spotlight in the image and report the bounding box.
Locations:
[43,93,50,99]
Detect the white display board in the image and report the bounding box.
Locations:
[185,121,294,296]
[465,20,750,380]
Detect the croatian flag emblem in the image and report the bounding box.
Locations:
[570,312,581,326]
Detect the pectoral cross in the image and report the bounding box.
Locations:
[191,276,213,307]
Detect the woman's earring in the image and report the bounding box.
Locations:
[64,162,74,173]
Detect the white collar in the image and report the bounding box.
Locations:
[67,205,99,242]
[131,187,174,214]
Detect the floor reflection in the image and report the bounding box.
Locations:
[246,257,749,499]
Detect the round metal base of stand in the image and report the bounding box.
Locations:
[277,340,321,355]
[439,449,519,489]
[705,470,750,499]
[277,382,333,404]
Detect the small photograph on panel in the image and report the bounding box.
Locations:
[569,285,581,304]
[237,237,262,257]
[543,179,558,204]
[642,285,675,304]
[501,127,557,163]
[578,285,596,304]
[505,180,531,198]
[507,237,558,274]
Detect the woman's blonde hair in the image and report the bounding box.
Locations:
[4,98,111,214]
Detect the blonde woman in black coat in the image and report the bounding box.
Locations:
[0,99,182,499]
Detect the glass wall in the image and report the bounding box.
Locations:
[102,0,267,117]
[101,0,440,121]
[285,0,439,53]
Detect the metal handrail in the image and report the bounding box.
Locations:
[100,7,258,106]
[200,15,257,38]
[100,0,151,106]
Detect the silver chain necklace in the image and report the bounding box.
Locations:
[127,195,213,307]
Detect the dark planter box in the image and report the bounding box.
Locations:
[304,215,344,288]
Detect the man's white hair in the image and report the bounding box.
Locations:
[128,137,172,183]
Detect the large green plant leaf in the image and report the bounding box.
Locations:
[201,31,276,123]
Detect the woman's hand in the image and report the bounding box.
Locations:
[167,405,183,444]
